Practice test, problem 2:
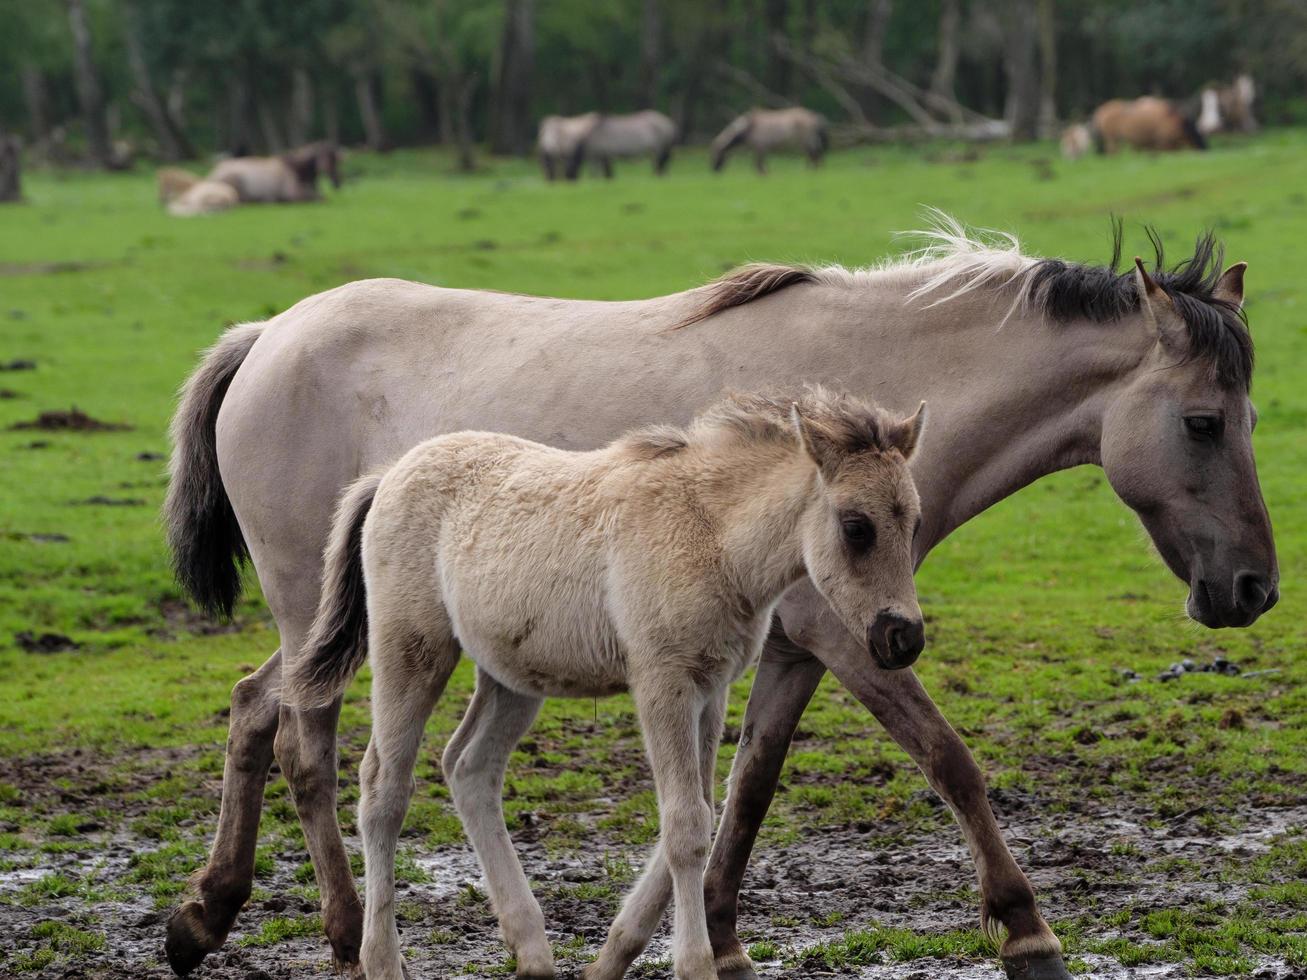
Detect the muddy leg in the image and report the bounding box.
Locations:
[275,695,363,970]
[704,631,826,980]
[165,651,282,976]
[808,605,1069,980]
[442,669,551,978]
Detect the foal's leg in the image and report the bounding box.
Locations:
[633,678,717,980]
[442,668,551,978]
[584,688,728,979]
[166,650,283,975]
[359,628,460,980]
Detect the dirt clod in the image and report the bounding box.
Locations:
[9,408,131,432]
[14,630,80,653]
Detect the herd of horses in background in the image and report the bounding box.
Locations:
[1061,74,1257,157]
[152,75,1258,217]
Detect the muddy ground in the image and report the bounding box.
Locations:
[1,749,1303,980]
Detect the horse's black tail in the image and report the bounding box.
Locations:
[165,323,264,619]
[284,473,381,709]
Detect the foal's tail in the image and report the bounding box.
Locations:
[165,323,265,619]
[285,473,382,709]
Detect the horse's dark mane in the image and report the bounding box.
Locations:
[1026,221,1252,390]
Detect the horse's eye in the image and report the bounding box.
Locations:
[841,515,875,552]
[1184,416,1222,440]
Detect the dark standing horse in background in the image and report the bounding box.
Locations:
[710,108,828,173]
[163,217,1275,980]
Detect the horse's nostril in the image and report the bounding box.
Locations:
[1234,570,1271,614]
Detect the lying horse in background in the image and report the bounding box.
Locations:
[711,107,828,173]
[1198,74,1257,135]
[207,141,342,203]
[288,389,927,980]
[537,110,676,180]
[1090,96,1206,153]
[156,167,239,217]
[164,216,1275,980]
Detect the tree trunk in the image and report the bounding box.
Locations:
[122,0,194,161]
[764,0,790,97]
[323,86,341,146]
[226,71,255,156]
[454,75,478,172]
[258,97,286,154]
[862,0,893,69]
[65,0,117,168]
[928,0,961,115]
[0,130,21,202]
[287,68,314,147]
[20,66,51,147]
[354,70,389,151]
[411,69,441,142]
[490,0,535,155]
[639,0,661,106]
[1001,0,1039,142]
[1036,0,1057,136]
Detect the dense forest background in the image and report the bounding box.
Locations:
[1,0,1305,168]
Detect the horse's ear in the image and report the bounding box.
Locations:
[1133,256,1180,345]
[791,403,838,478]
[1214,261,1247,309]
[886,402,928,460]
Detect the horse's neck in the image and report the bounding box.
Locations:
[845,281,1152,554]
[694,445,814,603]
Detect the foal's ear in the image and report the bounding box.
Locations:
[887,401,928,460]
[791,403,839,478]
[1213,261,1247,309]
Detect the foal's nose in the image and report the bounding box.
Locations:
[867,613,925,670]
[1234,570,1278,620]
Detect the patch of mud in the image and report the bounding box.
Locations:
[0,388,21,399]
[148,598,245,639]
[75,496,146,507]
[3,531,70,543]
[8,408,131,432]
[0,260,106,277]
[2,770,1303,980]
[0,358,36,371]
[13,630,80,653]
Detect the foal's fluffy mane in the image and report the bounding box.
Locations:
[678,210,1253,390]
[620,387,902,462]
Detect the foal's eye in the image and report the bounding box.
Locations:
[840,515,876,552]
[1184,416,1222,440]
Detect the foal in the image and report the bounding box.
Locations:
[288,389,927,980]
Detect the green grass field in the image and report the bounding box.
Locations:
[0,135,1304,978]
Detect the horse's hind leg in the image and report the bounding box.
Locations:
[753,150,767,175]
[585,687,727,980]
[654,146,672,175]
[442,668,550,977]
[165,651,282,975]
[359,623,460,980]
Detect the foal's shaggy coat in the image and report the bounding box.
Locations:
[288,389,926,980]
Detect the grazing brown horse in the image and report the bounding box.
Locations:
[208,141,342,203]
[164,217,1274,980]
[537,111,676,180]
[710,107,828,173]
[1090,96,1206,153]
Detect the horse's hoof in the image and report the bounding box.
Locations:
[164,901,218,976]
[714,949,759,980]
[1002,952,1074,980]
[717,969,761,980]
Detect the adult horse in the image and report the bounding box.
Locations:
[1090,97,1206,153]
[710,108,828,173]
[537,111,675,180]
[1197,75,1257,136]
[164,219,1275,980]
[208,141,342,203]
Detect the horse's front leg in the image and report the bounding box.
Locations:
[802,596,1070,980]
[704,627,827,980]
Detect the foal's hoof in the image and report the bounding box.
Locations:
[164,901,219,976]
[1002,952,1074,980]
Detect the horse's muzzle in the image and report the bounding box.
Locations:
[867,613,925,669]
